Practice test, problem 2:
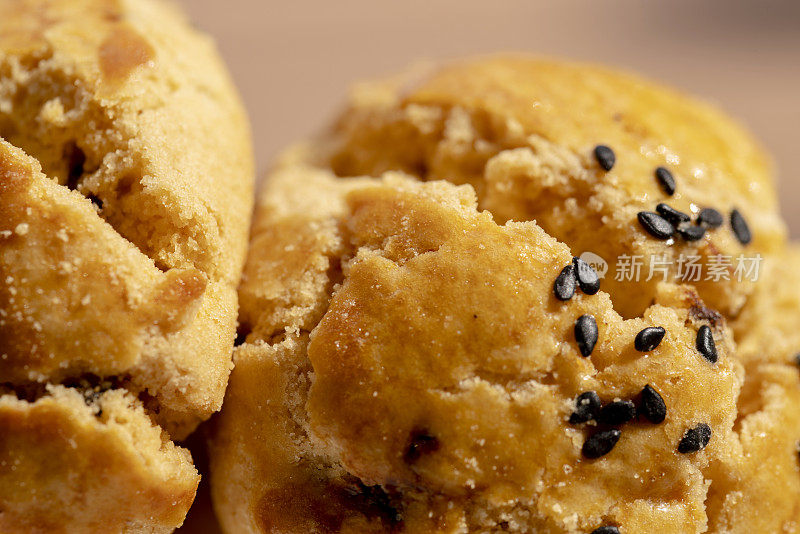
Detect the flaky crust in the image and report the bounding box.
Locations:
[210,58,799,534]
[0,0,253,531]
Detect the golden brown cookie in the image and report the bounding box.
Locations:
[0,0,253,531]
[210,162,754,533]
[210,57,800,533]
[322,57,786,319]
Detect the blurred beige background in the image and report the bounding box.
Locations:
[174,0,799,531]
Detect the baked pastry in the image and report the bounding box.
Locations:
[0,0,253,531]
[324,57,786,319]
[208,58,800,533]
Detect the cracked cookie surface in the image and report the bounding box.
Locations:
[210,58,800,534]
[0,0,253,531]
[323,57,785,319]
[211,162,750,534]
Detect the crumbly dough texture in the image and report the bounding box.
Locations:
[210,58,800,534]
[0,0,253,531]
[0,386,198,534]
[323,57,786,319]
[733,246,800,368]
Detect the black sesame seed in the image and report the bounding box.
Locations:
[677,224,706,242]
[697,208,724,228]
[793,353,800,367]
[678,423,712,454]
[696,325,718,363]
[594,145,616,171]
[730,209,752,245]
[591,527,621,534]
[637,211,675,240]
[573,257,600,295]
[574,315,599,357]
[597,400,637,426]
[655,203,691,226]
[582,429,621,459]
[569,391,602,424]
[403,429,440,463]
[655,166,676,196]
[554,265,577,301]
[639,385,667,424]
[634,326,666,352]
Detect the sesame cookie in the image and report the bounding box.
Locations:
[210,158,761,533]
[0,0,253,530]
[321,57,786,319]
[209,58,800,534]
